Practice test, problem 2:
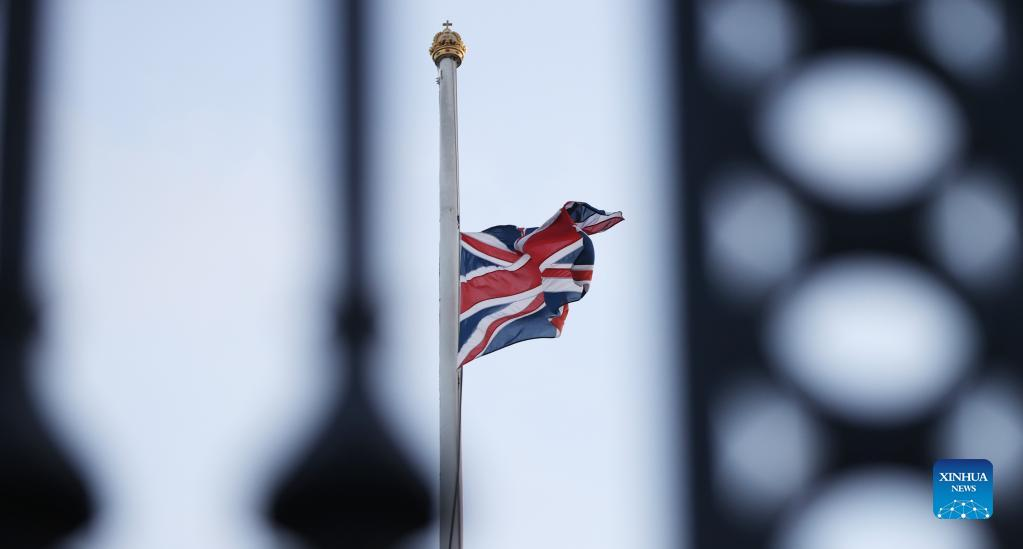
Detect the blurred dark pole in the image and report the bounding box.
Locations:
[269,0,431,546]
[0,0,94,546]
[673,2,714,548]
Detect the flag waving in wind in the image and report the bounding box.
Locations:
[457,202,623,367]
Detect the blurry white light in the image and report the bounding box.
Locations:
[775,468,997,549]
[760,53,964,209]
[916,0,1006,83]
[705,168,811,300]
[936,373,1023,503]
[700,0,801,87]
[767,256,979,424]
[926,168,1019,290]
[712,376,824,520]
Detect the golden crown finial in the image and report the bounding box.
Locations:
[430,20,466,66]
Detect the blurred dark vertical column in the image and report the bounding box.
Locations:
[269,0,430,547]
[0,0,93,546]
[673,2,716,548]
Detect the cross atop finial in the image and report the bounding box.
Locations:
[443,20,453,31]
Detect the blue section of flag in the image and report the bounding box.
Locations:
[480,225,522,250]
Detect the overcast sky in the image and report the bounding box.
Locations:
[33,1,678,548]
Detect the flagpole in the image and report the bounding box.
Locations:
[431,22,467,549]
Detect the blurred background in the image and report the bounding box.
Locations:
[0,0,1019,548]
[681,1,1023,548]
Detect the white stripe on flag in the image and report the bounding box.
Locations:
[457,295,544,365]
[459,285,542,321]
[461,240,513,267]
[463,231,514,252]
[574,211,623,231]
[541,277,585,293]
[460,254,530,283]
[539,238,584,270]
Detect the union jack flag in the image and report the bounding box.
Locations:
[458,202,623,367]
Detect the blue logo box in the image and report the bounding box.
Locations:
[934,459,993,520]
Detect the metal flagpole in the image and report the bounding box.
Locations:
[431,21,467,549]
